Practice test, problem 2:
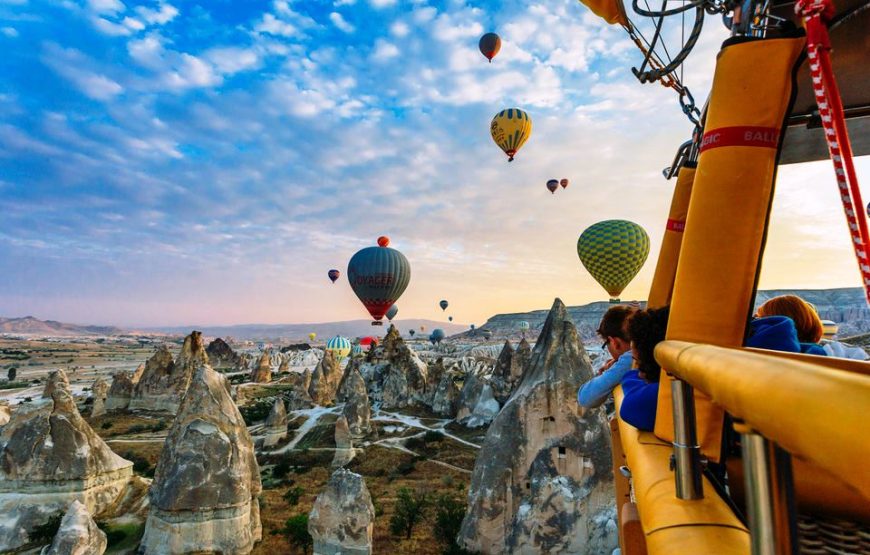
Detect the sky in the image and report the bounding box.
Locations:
[0,0,867,327]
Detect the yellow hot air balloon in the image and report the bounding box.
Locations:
[308,332,316,342]
[577,220,650,302]
[491,108,532,162]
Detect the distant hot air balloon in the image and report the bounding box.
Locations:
[325,336,351,361]
[431,328,445,344]
[420,325,426,332]
[377,236,390,247]
[386,304,398,322]
[482,330,493,340]
[347,238,410,325]
[518,321,530,332]
[308,332,317,342]
[359,336,379,348]
[577,220,650,302]
[409,329,416,337]
[491,108,532,162]
[470,324,476,330]
[351,344,363,357]
[560,178,569,189]
[546,179,558,194]
[448,316,453,322]
[328,269,340,283]
[478,32,501,62]
[439,300,448,311]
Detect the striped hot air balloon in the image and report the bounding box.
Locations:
[577,220,650,302]
[386,304,398,321]
[491,108,532,162]
[351,344,364,357]
[325,336,351,361]
[347,238,411,325]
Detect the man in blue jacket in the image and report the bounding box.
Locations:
[578,305,637,409]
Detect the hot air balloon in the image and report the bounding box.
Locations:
[328,269,340,283]
[386,304,398,322]
[420,325,426,332]
[431,328,445,344]
[482,330,493,340]
[325,336,351,361]
[491,108,532,162]
[351,344,363,357]
[448,316,453,322]
[518,321,530,332]
[359,336,379,349]
[560,178,569,189]
[308,332,317,342]
[377,236,390,247]
[347,238,411,325]
[439,300,448,311]
[478,32,501,63]
[546,179,558,194]
[577,220,650,302]
[470,324,476,330]
[409,329,416,337]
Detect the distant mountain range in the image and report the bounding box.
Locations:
[3,288,867,341]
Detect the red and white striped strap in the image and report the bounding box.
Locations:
[796,0,870,306]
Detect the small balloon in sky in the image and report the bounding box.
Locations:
[478,32,501,62]
[491,108,532,162]
[328,269,340,283]
[560,178,569,189]
[439,300,449,311]
[546,179,558,194]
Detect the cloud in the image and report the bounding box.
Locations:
[1,26,17,37]
[204,47,260,75]
[329,11,354,33]
[41,44,124,100]
[134,2,178,25]
[87,0,124,15]
[389,20,408,37]
[369,0,396,7]
[371,38,398,61]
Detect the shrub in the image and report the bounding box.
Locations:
[123,452,154,477]
[272,460,291,480]
[7,367,16,381]
[405,436,425,450]
[389,487,429,539]
[101,421,113,430]
[433,494,472,555]
[424,430,443,443]
[283,486,304,506]
[283,514,312,553]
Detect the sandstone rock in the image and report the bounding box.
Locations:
[309,351,342,405]
[90,377,110,418]
[105,365,143,411]
[278,358,290,374]
[309,468,375,555]
[0,402,9,427]
[130,333,206,413]
[0,370,134,551]
[40,500,107,555]
[250,352,272,383]
[490,340,527,404]
[431,373,460,418]
[331,415,355,468]
[363,326,428,410]
[140,360,261,555]
[459,299,615,555]
[263,398,288,448]
[341,366,372,439]
[206,338,242,370]
[455,373,500,428]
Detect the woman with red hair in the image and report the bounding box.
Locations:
[755,295,826,355]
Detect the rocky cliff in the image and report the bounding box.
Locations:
[130,333,206,413]
[205,337,243,370]
[359,326,428,409]
[458,299,617,554]
[40,500,107,555]
[105,364,144,411]
[309,468,375,555]
[139,347,261,554]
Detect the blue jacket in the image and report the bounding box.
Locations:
[746,316,827,356]
[578,351,633,408]
[619,370,658,431]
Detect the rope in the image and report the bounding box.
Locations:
[796,0,870,306]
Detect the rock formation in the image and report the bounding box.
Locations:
[431,373,461,418]
[0,402,9,427]
[332,415,356,468]
[309,351,342,405]
[263,398,288,448]
[139,350,262,555]
[490,340,529,404]
[205,338,242,370]
[41,500,107,555]
[309,468,375,555]
[341,365,372,439]
[0,370,135,551]
[105,364,144,411]
[250,351,272,383]
[458,299,616,554]
[278,358,290,374]
[90,377,109,418]
[361,326,428,409]
[455,373,500,428]
[130,334,206,413]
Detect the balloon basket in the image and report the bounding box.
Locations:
[609,298,621,304]
[371,321,383,326]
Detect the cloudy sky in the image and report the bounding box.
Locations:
[0,0,866,327]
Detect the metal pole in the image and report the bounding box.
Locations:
[742,432,777,555]
[671,378,703,499]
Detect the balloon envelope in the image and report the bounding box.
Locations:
[491,109,532,162]
[470,324,476,330]
[560,178,569,189]
[439,300,448,311]
[359,336,379,347]
[308,332,317,341]
[482,330,493,339]
[377,236,390,247]
[386,304,398,321]
[409,329,416,337]
[577,220,650,300]
[328,269,340,283]
[325,336,351,361]
[431,328,445,343]
[347,240,411,323]
[448,316,453,322]
[518,321,530,331]
[546,179,558,194]
[478,32,501,62]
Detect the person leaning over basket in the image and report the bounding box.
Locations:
[577,305,638,409]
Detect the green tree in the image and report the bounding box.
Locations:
[283,486,304,506]
[389,487,429,539]
[433,494,473,555]
[283,514,312,554]
[7,367,16,381]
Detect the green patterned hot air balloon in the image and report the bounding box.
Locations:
[577,220,650,302]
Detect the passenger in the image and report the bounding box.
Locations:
[619,306,670,432]
[754,295,827,355]
[577,305,637,408]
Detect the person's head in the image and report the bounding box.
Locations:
[597,305,636,359]
[756,295,823,344]
[627,306,671,382]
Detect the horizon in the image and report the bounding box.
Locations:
[1,1,867,328]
